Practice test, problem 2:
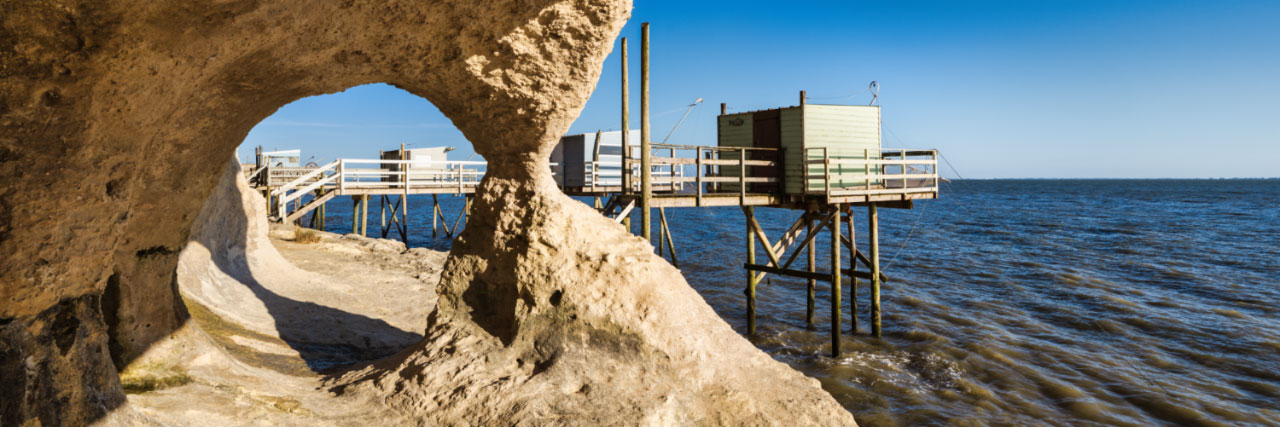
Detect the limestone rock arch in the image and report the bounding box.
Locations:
[1,0,856,424]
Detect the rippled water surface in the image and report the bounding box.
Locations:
[322,179,1280,426]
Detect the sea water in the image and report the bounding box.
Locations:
[319,179,1280,426]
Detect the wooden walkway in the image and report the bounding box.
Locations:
[250,142,939,357]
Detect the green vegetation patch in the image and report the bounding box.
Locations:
[120,362,192,394]
[294,228,322,244]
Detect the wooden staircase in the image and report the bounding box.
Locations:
[283,189,337,223]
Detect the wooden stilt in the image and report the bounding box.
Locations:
[449,197,466,237]
[620,37,630,195]
[319,202,325,230]
[400,143,409,246]
[360,194,369,237]
[657,207,665,256]
[847,205,858,334]
[806,213,816,329]
[432,194,439,237]
[640,22,652,244]
[831,204,843,357]
[382,196,400,239]
[745,206,757,335]
[659,207,678,268]
[869,203,882,338]
[308,193,318,229]
[380,195,387,237]
[351,196,359,234]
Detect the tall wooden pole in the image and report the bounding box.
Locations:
[745,206,757,335]
[806,214,816,329]
[621,37,629,196]
[831,204,843,357]
[432,194,439,237]
[640,22,652,243]
[869,203,882,338]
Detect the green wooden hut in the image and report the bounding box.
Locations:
[717,103,882,194]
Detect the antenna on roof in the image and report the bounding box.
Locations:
[868,81,879,106]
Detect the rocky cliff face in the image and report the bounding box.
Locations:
[1,0,855,425]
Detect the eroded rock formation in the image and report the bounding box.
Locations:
[2,0,855,424]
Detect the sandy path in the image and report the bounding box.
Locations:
[108,160,446,426]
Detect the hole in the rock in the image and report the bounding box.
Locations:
[239,83,482,253]
[175,84,481,374]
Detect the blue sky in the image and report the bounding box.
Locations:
[240,0,1280,178]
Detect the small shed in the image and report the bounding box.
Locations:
[260,149,302,167]
[717,104,881,194]
[551,130,640,188]
[381,146,454,182]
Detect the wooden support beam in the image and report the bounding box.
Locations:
[847,205,858,334]
[831,202,843,358]
[620,37,629,195]
[745,206,757,336]
[742,207,780,268]
[806,215,816,329]
[770,214,810,256]
[401,142,409,246]
[840,233,891,282]
[695,148,703,207]
[742,264,876,283]
[659,207,678,268]
[360,195,369,237]
[614,199,635,224]
[869,203,882,338]
[449,196,467,237]
[351,196,359,234]
[382,196,403,239]
[432,194,439,237]
[657,207,664,256]
[641,22,652,244]
[779,210,838,273]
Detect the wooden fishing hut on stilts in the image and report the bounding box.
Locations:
[587,23,941,357]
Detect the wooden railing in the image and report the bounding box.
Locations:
[625,143,781,203]
[268,158,485,220]
[803,148,938,197]
[334,158,484,192]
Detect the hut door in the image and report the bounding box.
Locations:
[751,110,782,192]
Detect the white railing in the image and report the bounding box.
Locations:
[582,160,626,189]
[270,158,486,220]
[336,158,485,192]
[803,148,938,197]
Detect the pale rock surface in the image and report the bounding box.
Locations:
[1,0,857,424]
[177,159,438,369]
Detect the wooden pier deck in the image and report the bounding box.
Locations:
[250,141,938,357]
